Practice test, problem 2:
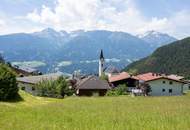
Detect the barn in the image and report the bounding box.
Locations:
[76,76,110,96]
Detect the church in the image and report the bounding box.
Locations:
[75,50,111,96]
[99,49,105,77]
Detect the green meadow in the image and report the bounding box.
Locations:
[0,91,190,130]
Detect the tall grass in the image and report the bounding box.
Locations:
[0,91,190,130]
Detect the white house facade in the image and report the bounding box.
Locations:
[147,78,184,96]
[183,83,190,92]
[136,72,185,96]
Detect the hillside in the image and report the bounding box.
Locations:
[0,90,190,130]
[0,28,176,74]
[125,37,190,77]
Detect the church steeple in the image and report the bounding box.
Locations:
[99,49,104,77]
[100,49,104,60]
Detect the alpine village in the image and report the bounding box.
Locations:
[4,48,187,97]
[1,30,190,129]
[1,1,190,129]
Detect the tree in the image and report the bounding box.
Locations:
[37,76,74,98]
[100,73,108,81]
[106,84,128,96]
[127,69,138,75]
[0,64,18,100]
[140,82,151,96]
[0,54,5,63]
[56,76,74,97]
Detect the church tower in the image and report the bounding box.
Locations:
[99,49,104,77]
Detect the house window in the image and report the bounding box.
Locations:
[169,81,173,85]
[163,81,166,84]
[162,89,165,92]
[32,86,35,91]
[169,89,172,93]
[21,86,25,90]
[189,85,190,90]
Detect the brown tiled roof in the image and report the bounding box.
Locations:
[109,72,139,83]
[136,72,162,81]
[137,72,185,83]
[167,74,184,80]
[76,76,110,90]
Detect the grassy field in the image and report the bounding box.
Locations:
[0,91,190,130]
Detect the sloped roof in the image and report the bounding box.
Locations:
[109,72,139,83]
[136,72,185,83]
[76,76,110,90]
[136,72,162,81]
[100,49,104,59]
[104,66,120,74]
[17,72,63,84]
[19,66,38,73]
[13,65,38,73]
[167,74,184,80]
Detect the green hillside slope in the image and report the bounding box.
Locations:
[125,37,190,78]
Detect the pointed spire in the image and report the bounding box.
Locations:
[100,49,104,60]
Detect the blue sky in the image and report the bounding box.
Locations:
[0,0,190,38]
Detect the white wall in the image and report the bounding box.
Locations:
[18,82,39,96]
[147,78,183,96]
[183,83,190,92]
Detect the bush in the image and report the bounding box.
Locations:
[106,84,128,96]
[0,54,5,64]
[37,76,74,98]
[140,82,151,96]
[100,73,108,81]
[0,64,18,100]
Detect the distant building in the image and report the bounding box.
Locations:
[104,66,120,77]
[12,65,42,77]
[76,76,110,96]
[99,49,105,77]
[109,72,139,92]
[136,72,185,96]
[17,72,64,95]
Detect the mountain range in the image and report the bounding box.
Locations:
[137,30,177,48]
[125,37,190,78]
[0,28,177,74]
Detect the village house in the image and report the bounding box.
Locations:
[136,72,185,96]
[76,76,110,96]
[183,82,190,92]
[108,72,139,91]
[12,65,42,77]
[17,72,64,95]
[104,66,120,77]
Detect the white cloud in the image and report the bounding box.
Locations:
[137,10,190,38]
[137,17,169,34]
[167,10,190,38]
[25,0,144,32]
[0,0,190,39]
[0,15,43,35]
[0,19,5,26]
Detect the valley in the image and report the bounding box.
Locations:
[0,28,176,74]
